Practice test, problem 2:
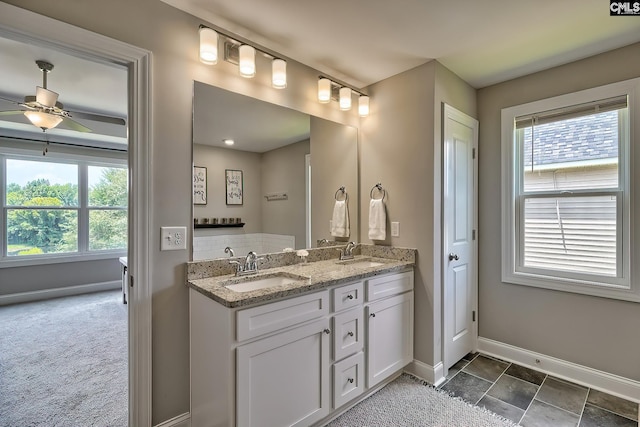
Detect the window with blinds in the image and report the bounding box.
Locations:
[515,100,624,279]
[501,79,637,301]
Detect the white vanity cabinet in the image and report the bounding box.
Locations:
[189,267,413,427]
[365,271,414,388]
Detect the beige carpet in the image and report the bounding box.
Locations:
[0,290,127,427]
[326,374,519,427]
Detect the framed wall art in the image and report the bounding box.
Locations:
[193,166,207,205]
[225,169,243,205]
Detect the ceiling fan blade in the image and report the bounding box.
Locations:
[0,95,22,105]
[0,110,25,116]
[60,116,92,133]
[68,110,126,126]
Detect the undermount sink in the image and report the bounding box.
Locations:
[336,257,386,268]
[222,272,309,293]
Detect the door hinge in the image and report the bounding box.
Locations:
[130,275,134,288]
[472,229,476,241]
[472,311,476,322]
[472,148,476,159]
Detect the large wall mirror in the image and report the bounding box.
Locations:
[192,81,358,261]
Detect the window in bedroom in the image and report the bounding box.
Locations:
[501,79,638,301]
[1,153,127,264]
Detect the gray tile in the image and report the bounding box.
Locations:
[579,403,638,427]
[441,371,493,405]
[521,399,579,427]
[505,363,547,386]
[446,358,469,380]
[587,389,639,421]
[487,374,539,410]
[536,377,588,415]
[462,355,509,382]
[478,395,525,424]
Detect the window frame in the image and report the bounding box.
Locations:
[501,78,639,302]
[0,143,127,268]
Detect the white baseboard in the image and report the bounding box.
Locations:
[478,337,640,403]
[405,359,446,387]
[154,412,190,427]
[0,280,121,306]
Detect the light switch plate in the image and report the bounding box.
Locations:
[391,222,400,237]
[161,226,187,250]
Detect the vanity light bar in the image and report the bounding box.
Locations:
[317,76,370,117]
[198,25,287,89]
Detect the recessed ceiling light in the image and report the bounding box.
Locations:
[223,139,234,146]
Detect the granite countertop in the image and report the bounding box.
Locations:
[187,255,414,308]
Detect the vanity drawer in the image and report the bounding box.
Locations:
[332,308,364,361]
[366,271,414,302]
[333,352,365,409]
[236,291,329,341]
[332,281,364,312]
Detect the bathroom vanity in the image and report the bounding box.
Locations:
[186,247,415,427]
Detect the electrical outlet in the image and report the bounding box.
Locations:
[161,226,187,251]
[391,222,400,237]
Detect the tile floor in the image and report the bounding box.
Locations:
[440,353,639,427]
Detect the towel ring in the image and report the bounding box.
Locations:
[335,186,348,202]
[370,183,386,201]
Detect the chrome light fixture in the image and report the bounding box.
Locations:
[272,59,287,89]
[199,27,219,64]
[318,76,370,116]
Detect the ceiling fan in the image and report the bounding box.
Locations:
[0,60,126,133]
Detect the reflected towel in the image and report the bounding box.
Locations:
[331,200,350,237]
[368,199,386,240]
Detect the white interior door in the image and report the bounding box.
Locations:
[443,103,478,372]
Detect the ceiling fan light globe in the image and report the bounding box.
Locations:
[24,111,63,130]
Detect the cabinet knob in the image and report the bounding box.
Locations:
[370,313,376,318]
[347,331,354,337]
[347,294,354,300]
[323,329,331,335]
[347,378,354,384]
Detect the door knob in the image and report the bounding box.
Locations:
[448,253,459,261]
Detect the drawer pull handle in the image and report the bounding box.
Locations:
[370,313,376,318]
[347,331,354,337]
[347,294,354,300]
[324,329,331,335]
[347,378,354,384]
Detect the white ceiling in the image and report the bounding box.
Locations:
[162,0,640,89]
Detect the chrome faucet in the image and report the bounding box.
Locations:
[229,251,264,276]
[337,241,357,260]
[224,246,235,257]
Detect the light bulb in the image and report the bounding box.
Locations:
[24,111,63,130]
[199,27,218,65]
[358,95,370,117]
[339,87,352,111]
[318,78,331,103]
[239,45,256,78]
[272,59,287,89]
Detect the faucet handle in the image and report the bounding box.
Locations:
[229,259,242,273]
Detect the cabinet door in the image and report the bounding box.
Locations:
[236,318,331,427]
[366,292,414,388]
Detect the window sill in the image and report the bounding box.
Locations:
[503,270,639,303]
[0,250,126,269]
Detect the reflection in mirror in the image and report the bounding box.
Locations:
[192,82,358,261]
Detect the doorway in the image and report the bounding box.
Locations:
[0,4,152,426]
[442,103,479,374]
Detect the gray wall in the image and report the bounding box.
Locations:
[477,42,640,381]
[193,144,263,233]
[360,61,477,369]
[261,139,309,247]
[0,1,360,423]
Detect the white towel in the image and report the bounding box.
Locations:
[331,200,350,237]
[368,199,386,240]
